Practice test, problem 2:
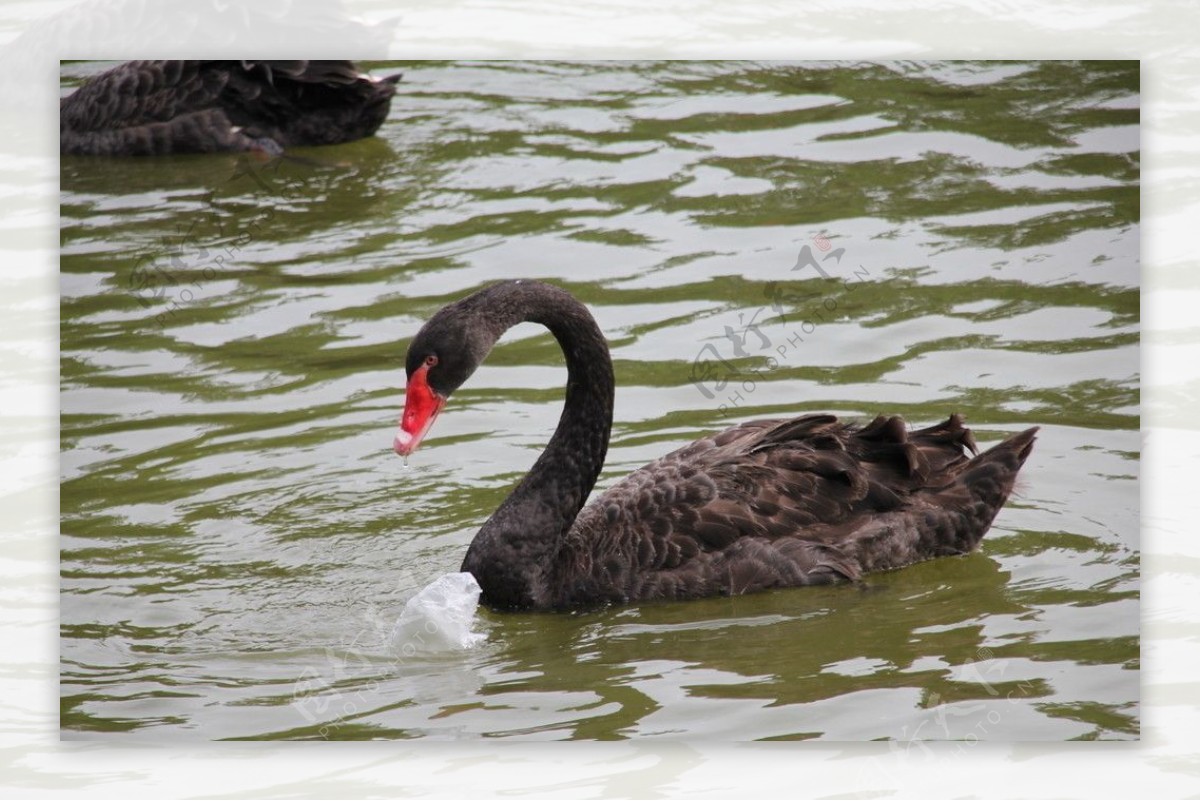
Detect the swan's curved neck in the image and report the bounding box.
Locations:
[459,283,614,609]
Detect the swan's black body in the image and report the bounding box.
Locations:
[401,280,1037,611]
[61,60,400,156]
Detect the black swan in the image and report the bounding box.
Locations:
[60,60,400,157]
[396,280,1038,611]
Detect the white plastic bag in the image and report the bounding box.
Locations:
[391,572,486,653]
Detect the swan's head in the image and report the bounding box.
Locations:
[395,349,445,457]
[395,294,497,457]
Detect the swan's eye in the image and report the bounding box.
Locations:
[424,354,438,367]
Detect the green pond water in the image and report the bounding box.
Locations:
[60,60,1139,741]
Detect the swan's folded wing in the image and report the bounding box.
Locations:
[557,429,864,599]
[551,413,995,606]
[61,62,227,132]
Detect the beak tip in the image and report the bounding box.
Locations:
[394,430,416,456]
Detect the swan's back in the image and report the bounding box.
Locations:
[61,60,399,156]
[545,413,1037,608]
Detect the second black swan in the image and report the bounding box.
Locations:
[61,60,400,157]
[396,280,1038,611]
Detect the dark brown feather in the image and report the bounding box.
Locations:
[543,414,1037,609]
[61,60,401,156]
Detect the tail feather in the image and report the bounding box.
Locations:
[950,426,1039,549]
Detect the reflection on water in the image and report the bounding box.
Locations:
[60,60,1139,741]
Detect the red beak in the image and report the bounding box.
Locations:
[395,364,446,457]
